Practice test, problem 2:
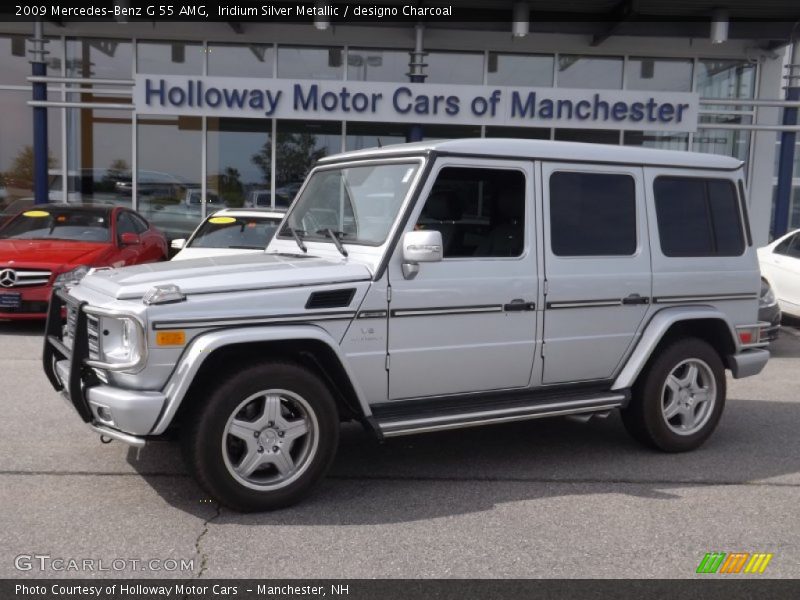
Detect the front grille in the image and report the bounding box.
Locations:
[87,314,101,361]
[0,300,49,314]
[0,269,51,288]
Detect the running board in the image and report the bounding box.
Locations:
[375,393,627,438]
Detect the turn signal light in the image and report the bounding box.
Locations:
[156,330,186,346]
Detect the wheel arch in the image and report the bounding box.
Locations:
[612,306,738,391]
[149,325,373,436]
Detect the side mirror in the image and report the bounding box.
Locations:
[120,232,140,246]
[171,238,186,250]
[401,230,443,279]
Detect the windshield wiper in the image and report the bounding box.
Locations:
[284,226,307,253]
[317,228,348,257]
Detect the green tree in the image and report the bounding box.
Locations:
[251,133,327,186]
[7,145,56,187]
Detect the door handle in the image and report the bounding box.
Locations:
[504,299,536,311]
[622,294,649,305]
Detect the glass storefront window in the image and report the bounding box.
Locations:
[0,92,60,214]
[0,35,63,86]
[486,53,554,87]
[426,51,484,84]
[485,126,550,140]
[136,40,203,75]
[66,38,132,79]
[62,109,132,207]
[696,59,756,99]
[557,55,623,89]
[208,43,274,78]
[278,46,343,80]
[207,117,272,209]
[422,124,481,140]
[693,128,751,168]
[623,131,689,151]
[626,57,693,92]
[136,115,202,241]
[554,129,620,144]
[275,120,341,208]
[347,48,407,82]
[345,121,406,151]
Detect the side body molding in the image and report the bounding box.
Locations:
[149,325,371,435]
[611,306,738,391]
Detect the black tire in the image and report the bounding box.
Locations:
[181,360,339,512]
[621,338,726,452]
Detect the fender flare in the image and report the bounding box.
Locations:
[611,306,738,391]
[149,324,371,435]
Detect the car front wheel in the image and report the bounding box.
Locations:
[182,361,339,511]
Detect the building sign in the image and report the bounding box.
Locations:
[134,75,699,132]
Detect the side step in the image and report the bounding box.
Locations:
[374,392,628,438]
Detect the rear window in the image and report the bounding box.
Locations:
[654,177,744,257]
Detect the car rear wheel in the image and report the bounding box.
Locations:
[182,361,339,511]
[621,338,726,452]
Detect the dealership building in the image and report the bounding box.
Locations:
[0,2,799,245]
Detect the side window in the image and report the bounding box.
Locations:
[549,171,636,256]
[116,212,137,241]
[774,234,795,256]
[415,167,526,258]
[129,213,149,234]
[654,177,744,257]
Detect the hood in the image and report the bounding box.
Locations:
[79,252,373,300]
[171,247,262,261]
[0,239,111,269]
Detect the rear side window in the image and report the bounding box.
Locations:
[654,177,744,257]
[775,233,800,258]
[549,171,636,256]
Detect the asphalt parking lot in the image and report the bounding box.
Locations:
[1,321,799,579]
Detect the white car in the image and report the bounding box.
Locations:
[758,229,800,318]
[171,208,286,261]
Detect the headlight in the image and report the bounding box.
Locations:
[759,280,776,308]
[93,315,145,371]
[54,265,90,288]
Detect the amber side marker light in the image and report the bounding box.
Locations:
[156,330,186,346]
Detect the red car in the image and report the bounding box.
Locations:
[0,204,167,319]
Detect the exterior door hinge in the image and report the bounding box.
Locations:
[543,279,549,296]
[385,354,391,371]
[387,286,392,303]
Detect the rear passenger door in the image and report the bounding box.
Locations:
[541,163,651,384]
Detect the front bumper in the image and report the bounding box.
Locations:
[0,283,52,319]
[44,290,161,446]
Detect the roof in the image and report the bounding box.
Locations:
[319,138,744,171]
[210,208,287,219]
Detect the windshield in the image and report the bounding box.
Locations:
[0,208,111,242]
[279,162,420,246]
[189,215,283,250]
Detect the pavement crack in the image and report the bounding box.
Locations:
[189,501,221,585]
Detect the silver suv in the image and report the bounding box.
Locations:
[43,139,770,511]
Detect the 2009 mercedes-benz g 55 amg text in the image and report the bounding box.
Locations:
[44,139,770,511]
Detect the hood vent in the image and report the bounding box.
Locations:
[306,288,356,309]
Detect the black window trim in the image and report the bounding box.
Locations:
[653,174,746,258]
[737,179,753,247]
[548,169,639,258]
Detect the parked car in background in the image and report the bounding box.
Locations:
[171,208,285,261]
[0,204,167,319]
[758,278,781,342]
[758,229,800,319]
[184,189,225,210]
[244,189,273,208]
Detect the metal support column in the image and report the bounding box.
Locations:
[407,24,427,143]
[774,42,800,237]
[30,20,49,205]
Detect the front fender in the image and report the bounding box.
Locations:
[611,306,738,391]
[149,324,370,435]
